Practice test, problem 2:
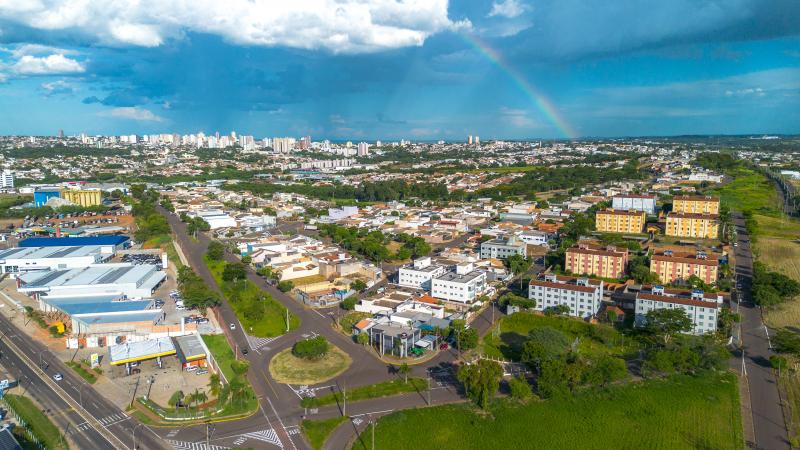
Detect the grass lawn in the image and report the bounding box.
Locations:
[65,361,97,384]
[356,373,742,450]
[201,334,237,381]
[313,378,427,407]
[481,312,632,361]
[337,312,370,335]
[206,257,300,337]
[269,346,352,385]
[302,416,348,450]
[4,394,69,450]
[709,167,782,217]
[290,274,327,286]
[164,242,184,270]
[777,369,800,447]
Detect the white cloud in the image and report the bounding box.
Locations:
[40,79,76,96]
[0,0,469,54]
[725,87,765,97]
[102,107,164,122]
[12,54,85,74]
[499,107,537,128]
[488,0,528,19]
[3,44,77,58]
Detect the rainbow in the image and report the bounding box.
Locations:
[461,33,578,140]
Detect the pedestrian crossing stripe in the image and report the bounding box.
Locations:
[241,428,283,447]
[98,413,127,426]
[246,334,279,351]
[166,439,229,450]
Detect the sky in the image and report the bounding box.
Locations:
[0,0,798,140]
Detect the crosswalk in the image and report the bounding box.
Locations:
[166,439,229,450]
[246,334,279,351]
[97,412,129,427]
[231,428,283,448]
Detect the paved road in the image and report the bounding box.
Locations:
[732,211,790,450]
[0,313,168,450]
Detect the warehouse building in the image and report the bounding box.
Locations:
[17,263,166,299]
[0,245,116,277]
[19,235,130,250]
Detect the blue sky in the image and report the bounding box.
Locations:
[0,0,798,140]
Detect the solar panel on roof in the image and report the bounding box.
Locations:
[0,247,28,259]
[47,246,82,258]
[30,270,67,286]
[96,266,135,284]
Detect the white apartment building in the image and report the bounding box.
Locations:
[518,230,551,246]
[480,236,527,259]
[398,257,447,290]
[634,286,722,335]
[611,194,657,215]
[528,274,604,319]
[431,263,487,304]
[0,170,14,189]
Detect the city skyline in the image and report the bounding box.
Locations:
[0,1,798,139]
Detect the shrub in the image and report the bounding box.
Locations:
[277,280,294,292]
[293,336,329,360]
[341,296,357,310]
[508,376,533,401]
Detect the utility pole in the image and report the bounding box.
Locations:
[427,375,431,406]
[342,381,347,416]
[286,308,289,333]
[371,414,375,450]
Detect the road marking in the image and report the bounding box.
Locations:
[350,409,393,418]
[246,334,279,351]
[166,439,229,450]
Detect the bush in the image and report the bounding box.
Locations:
[293,336,329,360]
[207,241,225,261]
[508,376,533,401]
[341,296,357,310]
[277,280,294,292]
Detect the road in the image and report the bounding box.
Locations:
[732,211,790,450]
[0,313,168,450]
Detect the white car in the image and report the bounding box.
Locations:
[229,323,236,330]
[53,373,63,382]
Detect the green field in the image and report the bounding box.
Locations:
[4,394,68,450]
[206,258,300,337]
[302,416,348,450]
[481,312,632,361]
[201,334,238,381]
[709,167,782,217]
[355,373,742,450]
[312,378,427,407]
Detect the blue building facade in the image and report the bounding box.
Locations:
[33,189,61,207]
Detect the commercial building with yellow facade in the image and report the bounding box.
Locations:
[61,189,103,207]
[673,195,719,215]
[650,250,719,285]
[665,212,719,239]
[595,209,647,234]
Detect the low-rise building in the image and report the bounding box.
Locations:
[18,263,166,299]
[634,285,724,335]
[650,249,719,284]
[565,242,628,279]
[665,212,719,239]
[528,274,604,319]
[595,209,647,234]
[398,257,448,289]
[0,244,115,277]
[480,236,527,259]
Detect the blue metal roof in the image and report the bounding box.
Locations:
[19,236,129,247]
[54,300,153,316]
[74,311,161,325]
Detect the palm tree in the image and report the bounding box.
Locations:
[398,363,411,383]
[195,390,209,412]
[208,373,221,398]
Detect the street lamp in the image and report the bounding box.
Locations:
[132,423,145,450]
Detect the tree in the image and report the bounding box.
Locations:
[341,296,357,310]
[206,241,225,261]
[457,359,503,409]
[454,327,478,351]
[520,327,569,371]
[168,390,184,410]
[222,262,247,282]
[277,280,294,292]
[644,308,692,345]
[398,363,411,383]
[292,336,329,360]
[241,255,252,265]
[350,279,367,292]
[774,329,800,355]
[208,374,221,398]
[356,332,369,346]
[508,376,533,402]
[230,359,250,377]
[586,355,627,387]
[537,359,569,399]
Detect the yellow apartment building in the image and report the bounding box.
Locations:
[673,195,720,214]
[595,209,646,234]
[650,250,719,284]
[566,243,629,279]
[665,212,719,239]
[61,189,103,207]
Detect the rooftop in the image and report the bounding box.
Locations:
[108,336,176,365]
[435,270,484,284]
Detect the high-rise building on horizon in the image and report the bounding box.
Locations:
[273,137,296,153]
[357,141,370,156]
[0,170,14,189]
[468,135,473,145]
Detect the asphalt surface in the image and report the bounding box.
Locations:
[0,313,167,450]
[732,211,790,450]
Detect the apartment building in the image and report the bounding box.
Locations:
[665,212,719,239]
[611,194,657,215]
[528,274,604,319]
[565,242,629,279]
[672,195,720,215]
[431,263,487,304]
[480,236,527,259]
[398,257,448,289]
[634,285,723,335]
[650,250,719,285]
[595,209,647,234]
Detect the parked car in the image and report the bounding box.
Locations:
[229,323,236,330]
[439,342,449,350]
[195,370,208,375]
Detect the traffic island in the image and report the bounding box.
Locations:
[269,345,352,385]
